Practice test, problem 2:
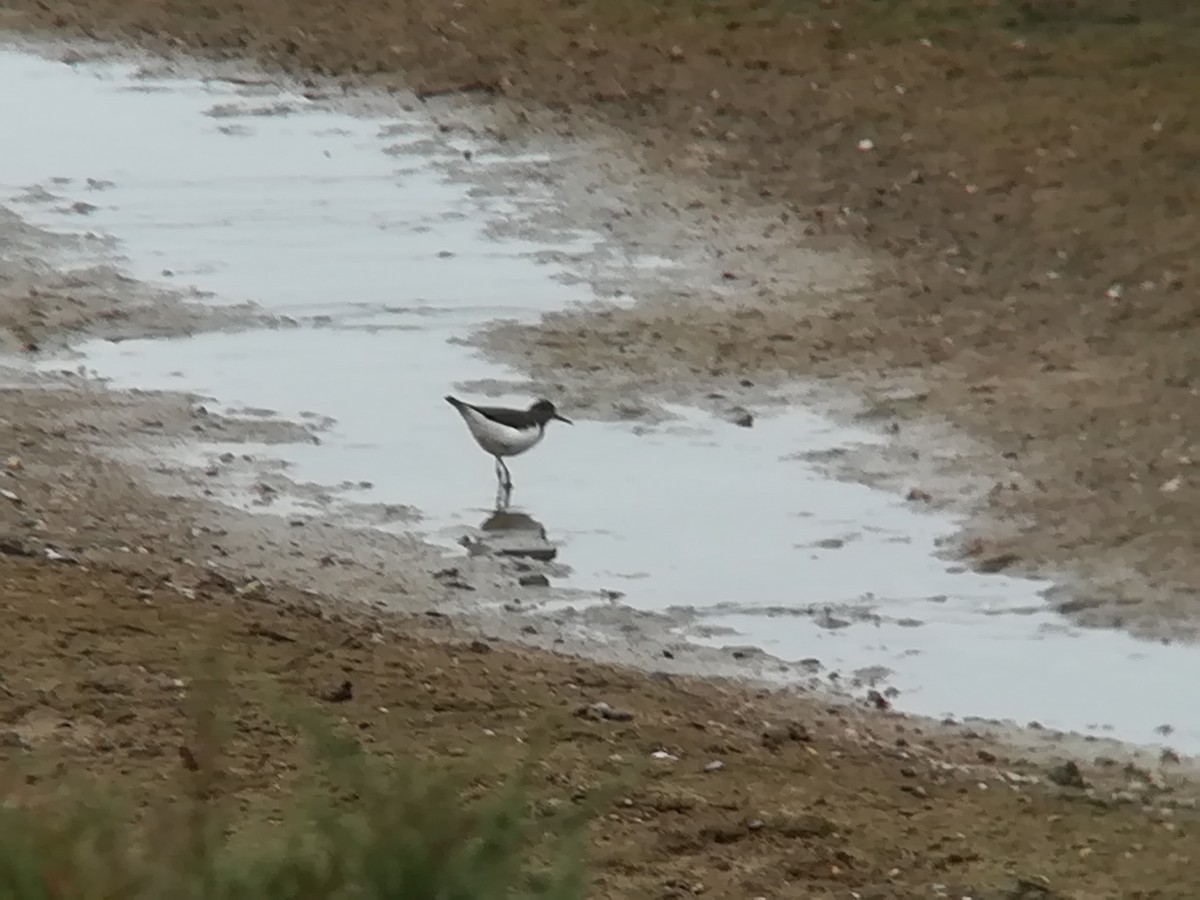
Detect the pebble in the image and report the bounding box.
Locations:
[728,406,754,428]
[761,721,811,748]
[0,731,30,750]
[236,580,266,599]
[703,760,725,772]
[1047,760,1087,789]
[578,701,633,722]
[977,552,1021,573]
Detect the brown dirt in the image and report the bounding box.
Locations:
[0,206,266,352]
[1,1,1200,896]
[3,553,1199,899]
[6,0,1200,630]
[0,353,1190,898]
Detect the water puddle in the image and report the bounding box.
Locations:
[1,41,1195,753]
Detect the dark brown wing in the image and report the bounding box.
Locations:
[445,395,533,429]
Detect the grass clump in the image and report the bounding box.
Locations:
[0,680,591,900]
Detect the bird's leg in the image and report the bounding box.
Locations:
[492,456,513,506]
[492,459,512,509]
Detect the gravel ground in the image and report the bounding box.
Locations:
[5,0,1199,636]
[0,1,1199,896]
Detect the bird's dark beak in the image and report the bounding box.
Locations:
[554,413,573,425]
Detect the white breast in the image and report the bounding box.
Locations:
[456,405,545,458]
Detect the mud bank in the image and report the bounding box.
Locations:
[0,38,1198,762]
[0,26,1197,899]
[4,0,1200,644]
[9,555,1200,900]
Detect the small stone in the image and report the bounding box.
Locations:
[0,538,34,558]
[978,552,1021,573]
[703,760,725,772]
[577,702,633,722]
[322,680,353,703]
[518,573,550,587]
[1047,760,1087,789]
[866,689,890,710]
[1010,875,1053,898]
[700,822,744,844]
[761,721,811,748]
[728,406,754,428]
[0,731,30,750]
[237,580,266,599]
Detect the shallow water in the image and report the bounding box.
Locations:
[2,42,1196,752]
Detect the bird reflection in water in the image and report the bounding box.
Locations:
[477,506,558,564]
[480,508,543,534]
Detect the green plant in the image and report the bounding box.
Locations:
[0,682,591,900]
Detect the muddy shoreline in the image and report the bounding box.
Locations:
[0,19,1199,896]
[0,33,1193,751]
[0,43,865,696]
[3,4,1199,641]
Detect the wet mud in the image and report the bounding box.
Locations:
[0,38,1197,760]
[0,15,1196,896]
[5,0,1200,644]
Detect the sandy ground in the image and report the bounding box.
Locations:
[5,0,1200,639]
[7,554,1200,900]
[0,1,1198,896]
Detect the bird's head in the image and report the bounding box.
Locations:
[529,399,572,425]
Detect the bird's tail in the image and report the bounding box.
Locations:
[444,395,465,410]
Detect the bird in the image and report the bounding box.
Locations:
[444,395,572,497]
